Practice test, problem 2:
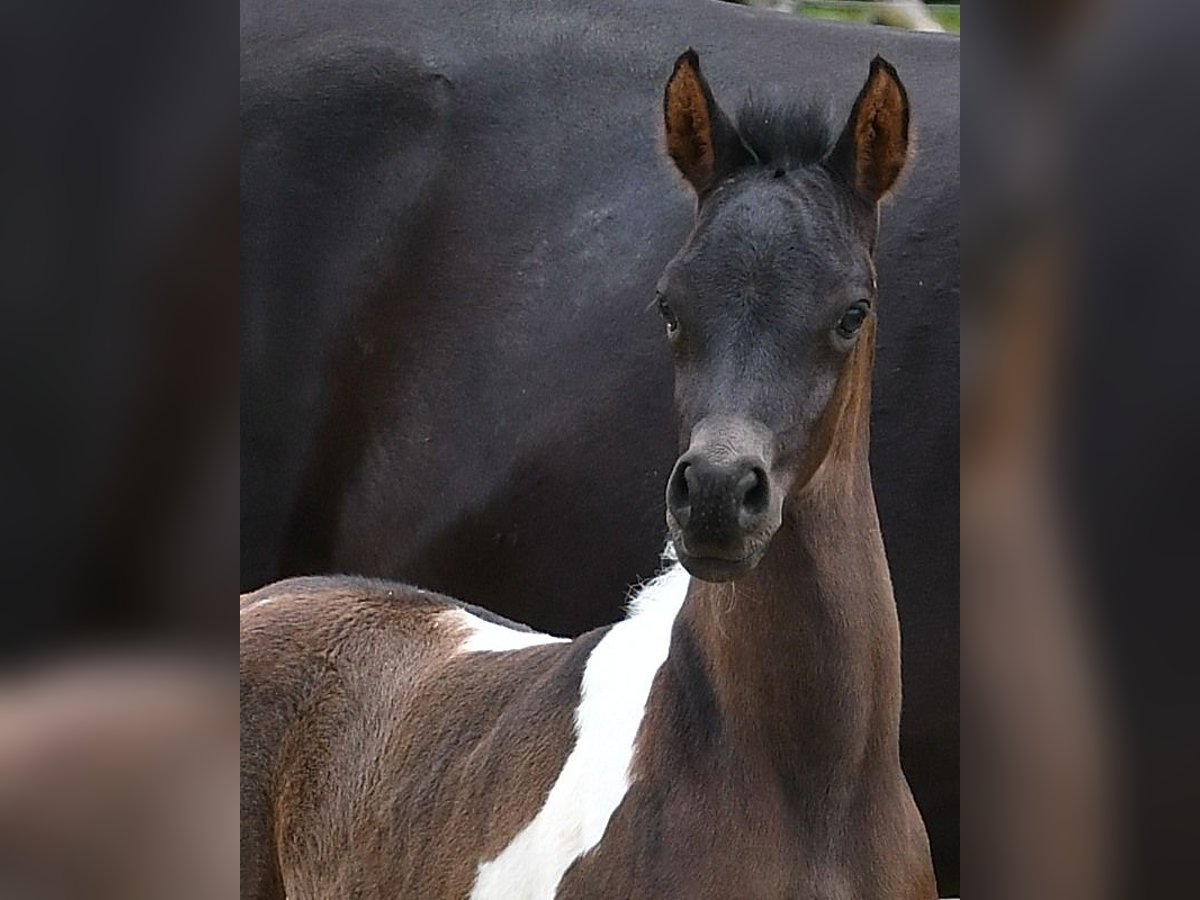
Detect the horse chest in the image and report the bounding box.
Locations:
[551,762,930,900]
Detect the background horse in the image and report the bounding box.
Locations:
[241,0,958,887]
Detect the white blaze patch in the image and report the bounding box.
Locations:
[448,609,568,653]
[468,557,691,900]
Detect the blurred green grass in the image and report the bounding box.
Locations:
[793,2,960,34]
[928,5,960,32]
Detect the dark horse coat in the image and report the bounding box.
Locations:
[240,0,958,888]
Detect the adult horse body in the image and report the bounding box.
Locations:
[241,54,936,899]
[241,0,958,887]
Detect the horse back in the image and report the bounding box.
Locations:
[239,576,601,899]
[239,577,455,898]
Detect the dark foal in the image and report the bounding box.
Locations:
[241,53,936,899]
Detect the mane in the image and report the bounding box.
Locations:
[734,98,836,172]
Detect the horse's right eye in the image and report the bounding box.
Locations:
[836,300,871,339]
[657,296,679,335]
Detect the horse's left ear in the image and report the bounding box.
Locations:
[663,49,754,194]
[827,56,910,203]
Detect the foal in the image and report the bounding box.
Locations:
[241,52,936,899]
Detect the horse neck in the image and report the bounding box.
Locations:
[670,342,902,794]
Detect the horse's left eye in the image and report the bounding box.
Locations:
[658,296,679,335]
[836,300,871,339]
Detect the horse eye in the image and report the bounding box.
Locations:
[657,296,679,335]
[836,300,871,339]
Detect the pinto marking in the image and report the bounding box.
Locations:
[468,560,690,900]
[447,609,569,653]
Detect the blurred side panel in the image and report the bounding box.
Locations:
[0,0,238,897]
[0,0,237,658]
[965,0,1200,896]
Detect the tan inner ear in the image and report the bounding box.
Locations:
[665,64,715,189]
[853,72,908,200]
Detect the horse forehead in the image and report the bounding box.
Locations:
[696,179,850,267]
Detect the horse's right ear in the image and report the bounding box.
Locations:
[663,49,754,194]
[827,56,910,204]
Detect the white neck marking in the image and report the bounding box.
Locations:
[468,558,690,900]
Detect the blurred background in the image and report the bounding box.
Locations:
[739,0,960,33]
[0,1,238,896]
[4,1,1199,897]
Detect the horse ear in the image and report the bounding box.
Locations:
[827,56,910,203]
[663,49,754,194]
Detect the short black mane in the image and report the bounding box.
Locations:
[735,99,836,172]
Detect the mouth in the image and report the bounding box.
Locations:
[671,542,767,583]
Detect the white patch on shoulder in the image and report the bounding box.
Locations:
[447,608,568,653]
[468,552,691,900]
[239,593,280,614]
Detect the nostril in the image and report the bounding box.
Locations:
[667,461,692,526]
[738,466,769,519]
